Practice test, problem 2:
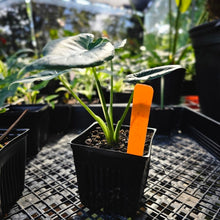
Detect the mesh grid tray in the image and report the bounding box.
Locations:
[3,128,219,220]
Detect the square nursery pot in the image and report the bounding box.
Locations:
[0,128,28,217]
[70,122,156,217]
[0,104,49,157]
[146,67,185,105]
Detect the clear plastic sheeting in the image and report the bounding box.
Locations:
[0,0,133,15]
[144,0,174,34]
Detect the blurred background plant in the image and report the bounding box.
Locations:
[139,0,206,80]
[206,0,220,20]
[0,49,33,107]
[0,48,59,108]
[55,67,109,104]
[0,0,210,106]
[14,82,59,108]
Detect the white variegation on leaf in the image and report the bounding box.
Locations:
[17,33,115,79]
[125,65,184,83]
[10,33,131,146]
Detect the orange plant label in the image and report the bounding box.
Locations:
[127,84,153,156]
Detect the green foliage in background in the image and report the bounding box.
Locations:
[142,0,207,80]
[11,33,181,146]
[0,49,33,107]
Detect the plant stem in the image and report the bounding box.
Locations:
[160,76,164,110]
[196,6,208,25]
[92,68,114,140]
[25,0,37,56]
[172,0,182,63]
[168,0,173,55]
[109,61,114,127]
[58,74,111,143]
[114,91,133,143]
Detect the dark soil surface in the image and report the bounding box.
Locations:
[84,125,153,154]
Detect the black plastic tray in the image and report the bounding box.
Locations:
[3,106,220,219]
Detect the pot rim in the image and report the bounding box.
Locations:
[189,19,220,39]
[70,122,156,158]
[0,128,29,152]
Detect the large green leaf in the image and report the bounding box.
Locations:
[11,70,69,86]
[125,65,185,83]
[18,33,115,76]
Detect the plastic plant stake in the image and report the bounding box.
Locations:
[127,84,153,156]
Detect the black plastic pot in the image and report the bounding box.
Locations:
[146,67,185,105]
[70,104,177,135]
[0,104,49,157]
[0,128,28,216]
[70,122,156,217]
[189,19,220,121]
[148,107,176,134]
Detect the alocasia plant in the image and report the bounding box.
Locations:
[12,33,131,145]
[11,33,184,145]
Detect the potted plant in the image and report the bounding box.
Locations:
[189,0,220,121]
[11,33,183,216]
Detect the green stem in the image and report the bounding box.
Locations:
[27,93,31,104]
[32,92,36,104]
[168,0,173,55]
[92,68,114,142]
[114,91,133,143]
[160,76,164,110]
[109,61,114,127]
[25,0,37,56]
[196,7,208,26]
[171,0,182,63]
[58,74,111,143]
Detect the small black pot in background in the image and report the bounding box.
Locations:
[70,122,156,217]
[0,128,28,217]
[146,67,185,105]
[69,104,178,135]
[189,19,220,122]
